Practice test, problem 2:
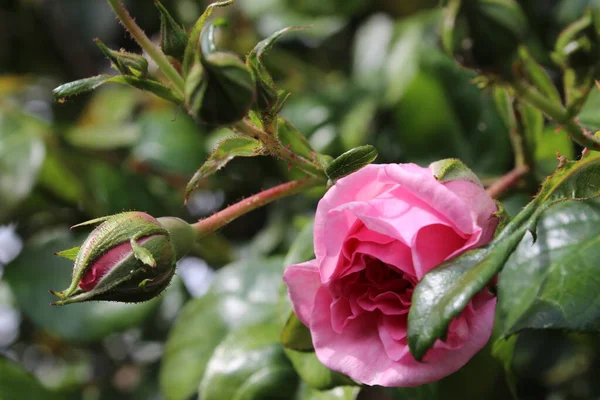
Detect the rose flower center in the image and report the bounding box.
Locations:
[328,255,416,334]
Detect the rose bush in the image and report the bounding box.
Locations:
[284,163,499,387]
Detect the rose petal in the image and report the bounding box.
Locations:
[311,284,497,387]
[283,260,321,326]
[383,164,476,235]
[412,223,468,278]
[378,317,411,361]
[443,179,498,246]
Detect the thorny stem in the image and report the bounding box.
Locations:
[192,178,321,238]
[512,79,600,150]
[106,0,185,95]
[232,120,327,180]
[486,165,529,199]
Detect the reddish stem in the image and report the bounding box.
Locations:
[486,165,529,199]
[192,178,320,238]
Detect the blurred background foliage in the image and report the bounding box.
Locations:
[1,0,600,399]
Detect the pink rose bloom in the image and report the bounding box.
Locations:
[283,163,498,387]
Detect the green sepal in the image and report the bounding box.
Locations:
[492,200,511,238]
[155,1,188,61]
[131,232,157,268]
[156,217,196,259]
[54,246,80,261]
[181,0,235,78]
[246,26,306,113]
[429,158,483,187]
[325,145,378,184]
[184,52,256,125]
[281,312,313,352]
[94,38,149,78]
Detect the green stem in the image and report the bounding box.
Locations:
[232,120,328,180]
[512,79,600,150]
[192,178,321,238]
[106,0,185,96]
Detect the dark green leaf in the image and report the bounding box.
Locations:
[160,257,285,400]
[325,145,377,183]
[199,323,298,400]
[185,137,263,201]
[497,199,600,336]
[0,356,64,400]
[281,312,313,351]
[3,231,160,342]
[408,152,600,360]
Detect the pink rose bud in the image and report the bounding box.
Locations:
[51,212,195,305]
[283,161,499,387]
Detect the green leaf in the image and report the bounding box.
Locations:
[199,323,298,400]
[277,118,315,160]
[3,230,160,342]
[284,350,355,391]
[0,112,46,218]
[160,257,285,400]
[283,219,315,267]
[53,75,182,104]
[0,356,64,400]
[131,110,207,175]
[295,384,360,400]
[65,124,140,150]
[407,152,600,360]
[54,246,80,261]
[281,312,313,351]
[185,137,263,201]
[497,198,600,336]
[339,98,377,151]
[325,145,377,183]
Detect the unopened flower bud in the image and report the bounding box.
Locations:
[51,212,195,305]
